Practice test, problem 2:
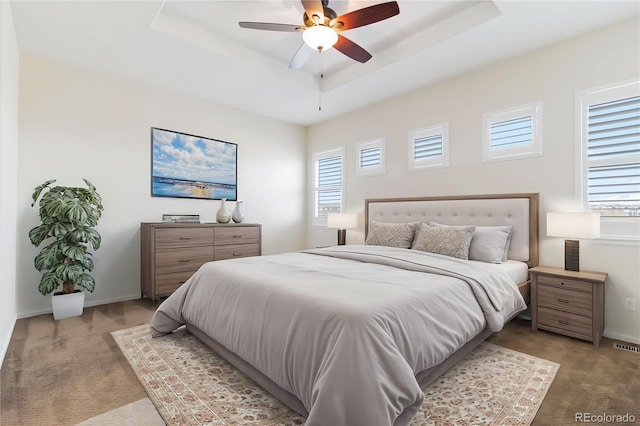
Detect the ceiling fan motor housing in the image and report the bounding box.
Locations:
[303,6,338,28]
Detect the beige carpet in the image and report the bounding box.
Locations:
[111,324,559,425]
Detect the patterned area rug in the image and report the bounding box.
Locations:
[111,325,559,425]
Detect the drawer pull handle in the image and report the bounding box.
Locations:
[179,259,191,263]
[558,299,570,304]
[233,235,243,238]
[179,237,192,240]
[232,253,242,256]
[560,282,565,286]
[179,281,186,284]
[559,320,569,325]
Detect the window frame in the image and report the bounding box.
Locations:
[356,138,385,177]
[575,79,640,242]
[312,147,344,227]
[407,123,449,171]
[482,101,543,163]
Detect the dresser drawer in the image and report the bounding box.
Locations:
[155,270,196,295]
[213,226,260,246]
[155,246,214,274]
[538,284,592,317]
[214,243,261,260]
[155,227,214,249]
[537,275,591,293]
[538,307,593,337]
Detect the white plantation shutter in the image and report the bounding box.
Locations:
[483,102,542,162]
[356,138,385,176]
[490,116,533,149]
[360,147,381,168]
[413,134,442,160]
[586,95,640,215]
[408,124,449,170]
[314,148,343,224]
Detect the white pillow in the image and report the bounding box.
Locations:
[468,227,511,263]
[411,223,475,260]
[366,221,418,249]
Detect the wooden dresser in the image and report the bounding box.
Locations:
[140,222,262,301]
[530,266,607,347]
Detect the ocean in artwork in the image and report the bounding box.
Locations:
[152,176,236,200]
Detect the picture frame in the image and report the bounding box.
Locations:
[151,127,237,201]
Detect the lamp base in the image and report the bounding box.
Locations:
[564,239,580,272]
[337,229,346,246]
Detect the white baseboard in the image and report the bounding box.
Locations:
[17,293,144,319]
[1,316,17,367]
[604,330,640,345]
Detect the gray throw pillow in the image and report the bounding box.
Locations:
[366,221,417,249]
[412,223,475,260]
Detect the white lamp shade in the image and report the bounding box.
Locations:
[327,213,358,229]
[547,212,601,239]
[303,25,338,51]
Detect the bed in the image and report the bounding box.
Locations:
[150,193,539,426]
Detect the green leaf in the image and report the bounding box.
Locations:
[62,245,86,261]
[39,272,61,295]
[29,224,51,247]
[31,180,56,207]
[34,243,63,271]
[77,273,95,293]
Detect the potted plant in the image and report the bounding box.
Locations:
[29,179,104,319]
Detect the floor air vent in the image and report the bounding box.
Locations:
[614,342,640,354]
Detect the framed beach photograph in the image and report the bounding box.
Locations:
[151,127,237,201]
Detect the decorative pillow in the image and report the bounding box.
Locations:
[411,223,475,259]
[365,221,417,249]
[429,222,513,263]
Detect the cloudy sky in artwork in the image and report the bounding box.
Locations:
[152,128,237,185]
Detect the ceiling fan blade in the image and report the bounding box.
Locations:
[289,43,314,69]
[239,22,304,32]
[301,0,324,23]
[334,34,372,63]
[331,1,399,31]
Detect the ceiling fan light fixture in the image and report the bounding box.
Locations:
[303,25,338,52]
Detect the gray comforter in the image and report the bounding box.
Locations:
[150,245,526,426]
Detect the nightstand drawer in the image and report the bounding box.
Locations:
[538,307,592,337]
[537,275,591,293]
[538,284,592,316]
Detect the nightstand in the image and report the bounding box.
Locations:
[530,266,607,347]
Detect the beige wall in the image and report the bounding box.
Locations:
[306,18,640,344]
[17,55,307,318]
[0,1,20,363]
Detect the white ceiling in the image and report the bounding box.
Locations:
[10,0,640,127]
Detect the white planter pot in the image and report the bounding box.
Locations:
[51,290,85,320]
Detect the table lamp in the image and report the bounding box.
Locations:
[327,213,358,245]
[547,212,600,272]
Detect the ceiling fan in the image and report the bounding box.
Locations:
[239,0,400,69]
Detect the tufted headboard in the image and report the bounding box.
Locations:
[365,193,539,267]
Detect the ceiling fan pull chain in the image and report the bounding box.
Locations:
[318,52,324,111]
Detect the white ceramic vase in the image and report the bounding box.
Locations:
[216,198,231,223]
[232,200,245,223]
[51,290,85,320]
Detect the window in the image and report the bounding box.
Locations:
[577,80,640,225]
[313,148,344,226]
[356,138,385,177]
[483,102,542,162]
[408,123,449,171]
